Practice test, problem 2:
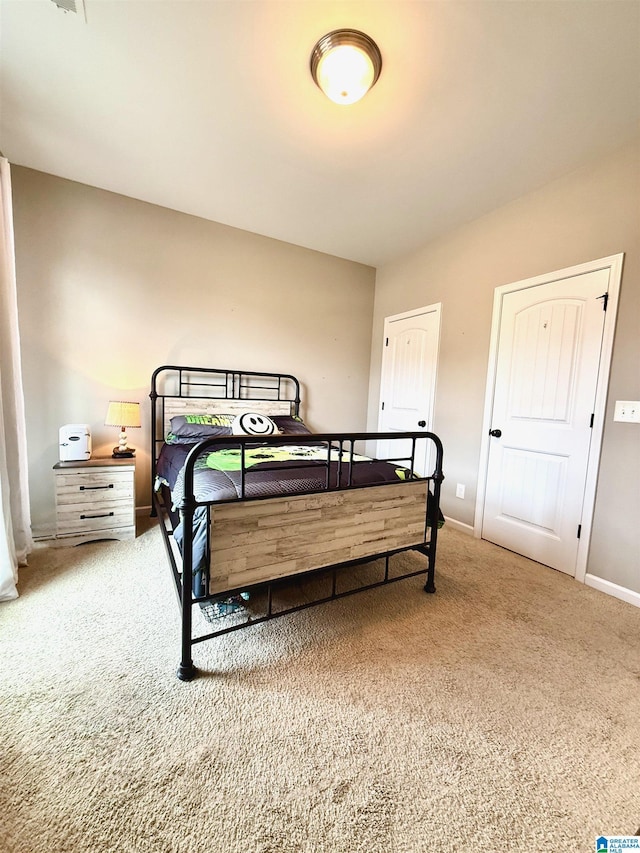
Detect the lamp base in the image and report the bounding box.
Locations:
[112,447,135,458]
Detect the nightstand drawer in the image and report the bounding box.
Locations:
[55,470,133,507]
[56,502,135,535]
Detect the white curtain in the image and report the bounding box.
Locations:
[0,157,32,601]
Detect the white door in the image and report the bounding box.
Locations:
[377,305,441,477]
[481,269,609,575]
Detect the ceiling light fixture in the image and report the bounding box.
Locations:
[310,29,382,105]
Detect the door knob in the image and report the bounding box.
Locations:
[418,420,426,428]
[489,428,502,438]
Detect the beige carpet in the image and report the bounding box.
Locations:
[1,521,638,852]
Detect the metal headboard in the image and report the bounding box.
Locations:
[150,364,302,490]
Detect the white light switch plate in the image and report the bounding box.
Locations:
[614,401,640,423]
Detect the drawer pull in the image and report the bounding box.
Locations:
[80,512,115,520]
[79,484,114,491]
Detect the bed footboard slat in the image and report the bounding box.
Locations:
[208,481,428,593]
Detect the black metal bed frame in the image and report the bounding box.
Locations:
[150,365,444,681]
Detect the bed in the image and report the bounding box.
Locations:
[150,365,444,680]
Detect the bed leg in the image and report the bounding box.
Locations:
[177,661,198,681]
[424,555,436,594]
[178,502,198,681]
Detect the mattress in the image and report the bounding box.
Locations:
[157,440,414,505]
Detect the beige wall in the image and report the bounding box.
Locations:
[368,138,640,593]
[11,146,640,593]
[12,167,376,537]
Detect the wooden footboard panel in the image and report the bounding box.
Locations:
[208,481,428,594]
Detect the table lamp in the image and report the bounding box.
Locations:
[105,401,141,458]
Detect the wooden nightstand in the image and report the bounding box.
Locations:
[53,457,136,545]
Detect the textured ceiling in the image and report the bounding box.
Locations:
[1,0,639,266]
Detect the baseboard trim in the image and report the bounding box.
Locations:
[584,573,640,609]
[442,516,475,535]
[33,528,56,543]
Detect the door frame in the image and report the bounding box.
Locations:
[473,254,624,582]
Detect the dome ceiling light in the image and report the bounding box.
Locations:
[310,29,382,105]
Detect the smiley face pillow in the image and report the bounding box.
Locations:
[231,412,278,436]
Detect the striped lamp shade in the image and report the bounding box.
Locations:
[105,401,141,428]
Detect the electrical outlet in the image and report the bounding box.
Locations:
[614,401,640,423]
[456,483,465,499]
